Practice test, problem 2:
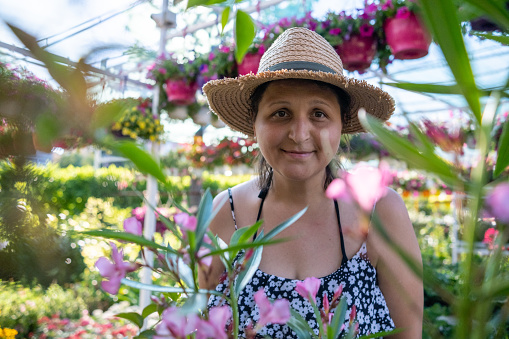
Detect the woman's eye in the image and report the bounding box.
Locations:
[274,110,287,118]
[314,111,327,118]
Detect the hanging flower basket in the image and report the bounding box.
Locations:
[164,79,198,105]
[237,53,263,76]
[168,106,189,120]
[335,34,376,72]
[384,12,431,60]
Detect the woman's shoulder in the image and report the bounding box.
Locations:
[210,178,260,243]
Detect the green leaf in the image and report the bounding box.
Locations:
[113,141,166,183]
[34,113,61,147]
[463,0,509,31]
[92,101,126,130]
[329,297,347,339]
[359,110,460,189]
[494,119,509,177]
[195,189,213,249]
[165,252,194,288]
[221,6,231,33]
[141,303,158,319]
[470,32,509,45]
[419,0,481,122]
[205,238,288,258]
[381,81,491,96]
[134,329,157,339]
[230,220,263,245]
[186,0,227,9]
[357,329,404,338]
[260,207,307,241]
[81,230,176,253]
[287,309,316,339]
[234,244,263,297]
[120,278,223,296]
[115,312,144,328]
[234,10,256,63]
[179,293,208,315]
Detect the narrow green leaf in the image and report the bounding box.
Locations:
[234,10,256,63]
[419,0,481,122]
[141,303,157,319]
[205,238,288,257]
[134,329,157,339]
[92,101,126,130]
[165,252,194,288]
[471,32,509,45]
[359,111,460,189]
[120,278,223,296]
[179,293,208,315]
[195,189,213,248]
[230,220,263,245]
[260,207,307,241]
[115,312,144,328]
[407,122,436,154]
[357,329,404,338]
[329,297,347,339]
[234,245,263,297]
[287,309,316,339]
[221,6,231,34]
[81,230,175,253]
[114,141,166,183]
[494,120,509,176]
[186,0,227,9]
[463,0,509,30]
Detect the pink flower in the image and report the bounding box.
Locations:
[155,306,199,339]
[295,277,321,303]
[326,164,391,212]
[486,183,509,223]
[174,212,197,232]
[359,24,374,37]
[123,217,142,236]
[195,306,231,339]
[254,289,291,328]
[329,28,342,36]
[95,242,139,294]
[483,228,499,249]
[396,6,411,19]
[381,0,393,10]
[364,3,378,14]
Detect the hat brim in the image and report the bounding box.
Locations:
[203,69,395,137]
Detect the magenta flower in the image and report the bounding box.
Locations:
[486,183,509,223]
[326,164,391,212]
[155,306,199,339]
[195,306,231,339]
[123,217,142,236]
[158,67,167,75]
[396,6,411,19]
[359,24,374,37]
[364,3,378,15]
[483,228,499,249]
[295,277,321,303]
[381,0,393,10]
[95,242,139,294]
[253,289,291,328]
[329,28,342,36]
[174,212,197,232]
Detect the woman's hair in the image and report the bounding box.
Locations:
[248,79,351,191]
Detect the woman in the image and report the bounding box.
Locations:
[200,27,422,338]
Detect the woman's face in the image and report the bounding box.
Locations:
[253,79,343,183]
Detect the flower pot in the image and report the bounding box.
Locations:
[192,107,211,126]
[335,34,376,72]
[168,106,189,120]
[237,53,262,76]
[384,12,431,60]
[165,79,197,105]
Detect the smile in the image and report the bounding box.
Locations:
[282,149,314,159]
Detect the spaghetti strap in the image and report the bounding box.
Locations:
[253,187,269,240]
[334,200,348,266]
[227,188,238,230]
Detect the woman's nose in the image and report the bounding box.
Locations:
[288,117,311,143]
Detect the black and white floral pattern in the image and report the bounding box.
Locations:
[208,242,395,338]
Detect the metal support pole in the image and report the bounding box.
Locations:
[139,0,170,317]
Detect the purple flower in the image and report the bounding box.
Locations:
[359,24,374,37]
[329,28,342,36]
[155,306,199,339]
[158,67,167,75]
[195,306,231,339]
[95,242,139,294]
[295,277,321,303]
[486,183,509,223]
[123,217,142,236]
[381,0,393,10]
[396,6,411,19]
[364,3,378,15]
[254,289,291,328]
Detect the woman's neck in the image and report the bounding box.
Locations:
[268,171,328,206]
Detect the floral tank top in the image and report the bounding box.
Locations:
[207,188,395,338]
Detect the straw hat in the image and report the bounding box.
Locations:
[203,27,395,137]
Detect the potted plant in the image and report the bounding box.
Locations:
[197,44,237,84]
[317,4,380,73]
[378,0,432,60]
[260,12,319,50]
[148,54,199,106]
[111,98,164,142]
[237,40,266,75]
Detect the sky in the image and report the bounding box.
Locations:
[1,0,508,144]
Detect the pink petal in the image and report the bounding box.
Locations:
[295,277,321,303]
[95,257,115,278]
[174,213,197,231]
[486,183,509,223]
[268,299,291,324]
[124,217,142,236]
[101,277,121,294]
[254,289,271,314]
[325,179,351,201]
